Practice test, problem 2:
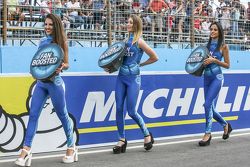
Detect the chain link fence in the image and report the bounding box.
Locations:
[0,0,250,50]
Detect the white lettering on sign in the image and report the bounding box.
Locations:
[79,86,249,123]
[186,52,203,63]
[31,52,58,66]
[100,45,122,60]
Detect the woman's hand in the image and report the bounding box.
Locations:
[203,55,216,66]
[104,68,111,73]
[56,63,67,74]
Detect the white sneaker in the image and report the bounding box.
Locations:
[62,146,78,163]
[15,149,32,167]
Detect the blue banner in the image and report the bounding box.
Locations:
[62,73,250,146]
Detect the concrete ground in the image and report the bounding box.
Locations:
[1,130,250,167]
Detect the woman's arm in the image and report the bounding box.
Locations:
[62,41,69,70]
[203,44,230,69]
[56,41,69,73]
[138,38,158,67]
[217,44,230,69]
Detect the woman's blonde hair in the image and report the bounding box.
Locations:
[128,14,143,44]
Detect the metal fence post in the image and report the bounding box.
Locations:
[106,0,112,46]
[3,0,7,45]
[190,0,195,49]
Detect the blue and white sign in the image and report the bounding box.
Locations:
[62,72,250,145]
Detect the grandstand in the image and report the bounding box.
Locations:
[0,0,249,50]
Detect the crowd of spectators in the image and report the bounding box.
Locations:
[1,0,250,43]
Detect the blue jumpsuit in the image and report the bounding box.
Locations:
[24,36,74,147]
[115,35,150,139]
[203,39,227,134]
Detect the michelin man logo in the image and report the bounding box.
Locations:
[0,81,79,153]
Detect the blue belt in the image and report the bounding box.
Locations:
[119,63,140,75]
[204,65,222,76]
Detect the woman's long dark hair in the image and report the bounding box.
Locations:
[45,14,67,53]
[207,21,225,52]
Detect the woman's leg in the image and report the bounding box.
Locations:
[115,76,127,139]
[204,77,226,134]
[24,83,48,147]
[126,76,149,137]
[211,102,227,127]
[48,79,73,148]
[15,82,48,165]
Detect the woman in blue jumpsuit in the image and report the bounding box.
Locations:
[199,22,232,146]
[110,14,158,153]
[15,14,77,166]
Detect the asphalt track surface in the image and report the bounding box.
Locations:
[1,129,250,167]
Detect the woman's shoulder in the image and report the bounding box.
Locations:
[137,37,145,45]
[137,38,148,50]
[137,38,144,46]
[221,43,229,50]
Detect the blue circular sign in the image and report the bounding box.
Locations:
[30,44,64,80]
[98,42,127,72]
[185,46,209,76]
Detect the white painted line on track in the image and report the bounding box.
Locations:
[1,132,250,163]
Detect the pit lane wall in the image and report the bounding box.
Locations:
[0,46,250,156]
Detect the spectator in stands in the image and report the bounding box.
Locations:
[201,18,211,35]
[164,0,175,33]
[67,0,84,28]
[149,0,168,38]
[110,14,158,154]
[220,6,230,34]
[40,0,52,20]
[184,0,193,33]
[15,13,77,166]
[18,0,33,26]
[218,0,226,8]
[246,2,250,33]
[61,0,69,14]
[0,0,3,30]
[199,21,232,147]
[141,8,152,32]
[168,0,176,13]
[206,5,213,18]
[80,0,93,29]
[53,0,63,17]
[19,0,30,7]
[193,0,203,15]
[214,7,222,22]
[8,0,25,26]
[139,0,149,10]
[53,0,71,29]
[62,0,69,7]
[201,0,210,14]
[114,0,132,32]
[238,1,246,36]
[194,13,202,34]
[174,0,185,41]
[60,0,74,29]
[231,3,240,37]
[92,0,106,30]
[132,0,142,14]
